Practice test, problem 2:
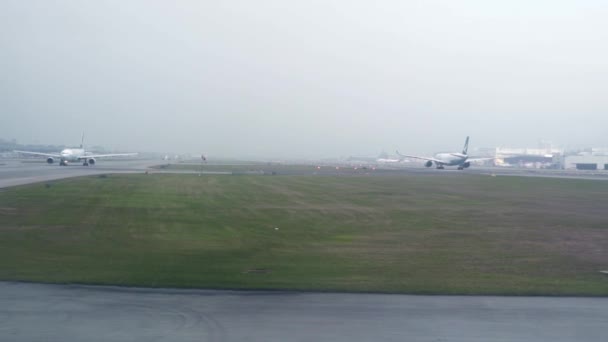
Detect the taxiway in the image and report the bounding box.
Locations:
[1,281,606,342]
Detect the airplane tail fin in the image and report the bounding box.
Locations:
[462,136,469,155]
[80,132,85,150]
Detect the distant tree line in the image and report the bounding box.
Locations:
[0,138,66,153]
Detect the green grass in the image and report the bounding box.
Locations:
[1,173,607,295]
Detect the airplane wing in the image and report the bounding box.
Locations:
[396,151,443,163]
[14,150,61,158]
[79,153,138,159]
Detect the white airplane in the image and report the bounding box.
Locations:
[14,134,137,166]
[396,136,491,170]
[376,156,410,165]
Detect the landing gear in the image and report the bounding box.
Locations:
[457,166,464,170]
[83,162,89,166]
[59,160,67,166]
[436,166,445,170]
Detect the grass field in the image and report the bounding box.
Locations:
[1,173,607,295]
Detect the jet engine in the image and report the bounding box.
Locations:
[425,160,433,167]
[462,162,471,168]
[46,157,54,164]
[88,158,96,165]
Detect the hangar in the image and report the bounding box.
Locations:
[564,154,608,170]
[480,146,564,169]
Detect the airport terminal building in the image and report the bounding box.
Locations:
[476,146,608,170]
[564,149,608,170]
[476,146,563,169]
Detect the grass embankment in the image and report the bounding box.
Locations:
[0,173,607,295]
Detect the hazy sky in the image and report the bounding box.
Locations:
[1,1,607,158]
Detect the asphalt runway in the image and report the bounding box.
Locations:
[0,159,155,188]
[0,159,235,188]
[1,281,606,342]
[2,158,608,190]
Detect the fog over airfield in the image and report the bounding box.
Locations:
[1,1,607,158]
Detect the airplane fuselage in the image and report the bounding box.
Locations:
[376,158,402,163]
[59,148,86,162]
[434,153,468,166]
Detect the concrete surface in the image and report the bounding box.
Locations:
[0,159,154,188]
[1,282,607,342]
